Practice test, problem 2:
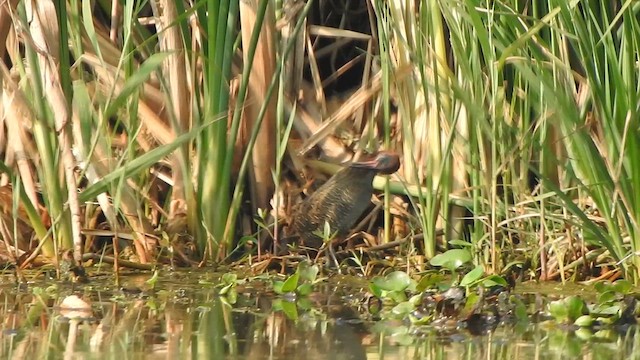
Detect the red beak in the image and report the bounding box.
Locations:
[349,151,400,174]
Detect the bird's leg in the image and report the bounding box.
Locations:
[315,236,341,273]
[328,238,341,274]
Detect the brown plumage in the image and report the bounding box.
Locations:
[290,151,400,248]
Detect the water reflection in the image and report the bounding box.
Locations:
[1,274,640,359]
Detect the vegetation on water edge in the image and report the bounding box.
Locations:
[1,1,640,283]
[2,265,639,358]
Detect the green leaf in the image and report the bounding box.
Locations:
[597,291,617,305]
[145,270,160,288]
[416,273,445,292]
[548,299,569,322]
[391,301,415,317]
[565,296,588,320]
[80,122,212,201]
[219,283,233,295]
[222,273,237,285]
[297,261,319,283]
[279,300,298,321]
[430,249,472,271]
[594,281,611,294]
[296,297,313,310]
[575,315,594,327]
[281,273,299,293]
[104,53,171,120]
[463,292,480,314]
[511,296,529,322]
[272,281,285,295]
[482,275,509,288]
[460,266,484,287]
[387,290,408,303]
[369,282,383,298]
[612,280,633,294]
[448,239,471,247]
[550,296,587,323]
[372,271,412,292]
[296,283,313,297]
[224,289,237,304]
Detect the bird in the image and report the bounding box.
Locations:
[290,151,400,250]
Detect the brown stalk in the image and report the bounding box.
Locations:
[27,0,83,264]
[1,64,40,209]
[284,96,349,162]
[305,33,327,116]
[298,64,412,156]
[0,0,18,60]
[0,0,19,188]
[109,0,120,42]
[150,0,191,232]
[240,1,277,215]
[280,0,306,98]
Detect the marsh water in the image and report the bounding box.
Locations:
[1,269,639,359]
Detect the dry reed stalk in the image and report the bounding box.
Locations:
[27,0,84,262]
[240,0,277,213]
[0,63,40,208]
[298,64,412,156]
[151,0,191,230]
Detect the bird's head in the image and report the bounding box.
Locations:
[349,151,400,175]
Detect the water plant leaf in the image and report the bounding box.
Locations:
[430,249,472,271]
[296,283,313,297]
[549,296,587,323]
[146,270,160,288]
[219,274,238,296]
[511,296,529,323]
[296,297,313,310]
[463,290,479,310]
[391,301,414,317]
[223,290,237,304]
[460,266,484,287]
[297,261,319,283]
[575,328,594,341]
[409,294,422,307]
[273,299,298,321]
[222,273,238,285]
[272,281,285,295]
[448,239,471,247]
[369,282,383,298]
[612,280,633,294]
[281,273,300,294]
[597,291,617,305]
[548,300,569,323]
[372,271,412,292]
[416,273,445,292]
[482,275,509,288]
[565,296,588,320]
[387,291,408,303]
[575,315,594,327]
[594,305,621,316]
[594,281,611,294]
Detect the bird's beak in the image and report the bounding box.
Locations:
[349,151,400,174]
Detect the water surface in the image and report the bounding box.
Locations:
[1,270,638,359]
